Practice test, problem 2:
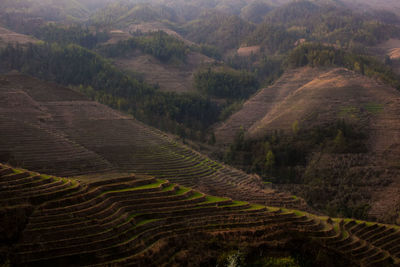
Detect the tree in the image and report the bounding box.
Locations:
[292,120,299,135]
[333,129,346,153]
[265,150,275,169]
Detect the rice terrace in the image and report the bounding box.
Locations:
[1,0,400,266]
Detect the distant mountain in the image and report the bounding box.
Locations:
[181,10,255,51]
[89,1,181,27]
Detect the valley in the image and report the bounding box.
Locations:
[1,0,400,266]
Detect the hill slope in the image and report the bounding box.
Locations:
[0,72,307,209]
[0,26,38,48]
[113,50,214,93]
[215,67,400,223]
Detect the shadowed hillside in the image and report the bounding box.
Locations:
[1,163,400,266]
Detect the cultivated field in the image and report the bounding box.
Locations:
[0,72,306,210]
[1,164,399,266]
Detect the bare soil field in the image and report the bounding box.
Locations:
[374,39,400,60]
[0,26,39,48]
[237,45,260,56]
[127,21,195,46]
[114,50,214,93]
[102,29,132,45]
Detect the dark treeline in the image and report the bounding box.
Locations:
[32,24,110,49]
[256,1,400,49]
[227,53,284,86]
[194,68,258,99]
[0,43,220,140]
[224,120,369,219]
[288,43,400,89]
[100,31,188,62]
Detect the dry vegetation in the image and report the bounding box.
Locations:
[0,26,38,48]
[237,45,260,57]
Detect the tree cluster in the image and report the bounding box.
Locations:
[33,24,110,49]
[100,31,188,62]
[288,43,400,90]
[194,68,258,99]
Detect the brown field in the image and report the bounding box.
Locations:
[375,39,400,60]
[127,21,195,46]
[114,50,214,93]
[0,26,39,48]
[102,29,132,45]
[237,45,260,56]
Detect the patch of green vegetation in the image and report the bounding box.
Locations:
[136,218,159,227]
[174,186,190,195]
[186,191,203,200]
[201,196,230,204]
[194,67,259,100]
[260,257,300,267]
[224,120,370,219]
[100,31,187,62]
[221,200,248,207]
[104,179,166,194]
[33,24,110,49]
[161,184,176,192]
[364,103,384,114]
[245,204,265,211]
[12,169,23,174]
[339,106,359,118]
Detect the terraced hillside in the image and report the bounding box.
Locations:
[0,72,305,209]
[1,164,399,266]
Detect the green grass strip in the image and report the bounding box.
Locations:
[186,191,203,200]
[136,218,160,226]
[245,204,265,211]
[162,184,176,192]
[174,186,191,195]
[103,179,166,194]
[221,200,248,207]
[200,195,230,204]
